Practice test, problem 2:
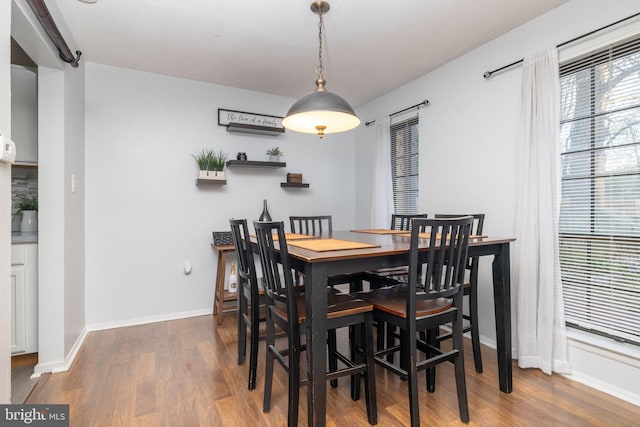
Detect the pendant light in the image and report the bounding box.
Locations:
[282,1,360,139]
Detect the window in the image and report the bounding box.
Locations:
[559,36,640,345]
[390,115,419,214]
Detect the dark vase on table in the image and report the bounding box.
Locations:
[259,199,272,221]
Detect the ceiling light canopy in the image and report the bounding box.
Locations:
[282,1,360,139]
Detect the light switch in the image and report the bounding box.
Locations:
[184,261,192,275]
[71,174,77,193]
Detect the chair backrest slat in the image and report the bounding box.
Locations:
[434,213,485,271]
[289,215,332,236]
[391,213,428,231]
[229,219,258,287]
[254,221,298,324]
[408,217,473,315]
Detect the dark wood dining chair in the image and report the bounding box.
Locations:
[289,215,332,235]
[363,213,428,357]
[364,213,429,288]
[434,213,485,373]
[289,215,366,292]
[357,216,473,426]
[229,218,265,390]
[254,220,378,427]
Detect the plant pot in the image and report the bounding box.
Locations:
[20,210,37,233]
[269,155,280,162]
[199,170,225,180]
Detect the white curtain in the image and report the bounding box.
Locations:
[513,48,571,375]
[370,118,394,228]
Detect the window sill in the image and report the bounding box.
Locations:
[566,328,640,369]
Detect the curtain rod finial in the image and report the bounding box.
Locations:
[483,71,492,79]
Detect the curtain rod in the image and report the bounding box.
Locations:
[26,0,82,68]
[364,99,429,127]
[483,11,640,79]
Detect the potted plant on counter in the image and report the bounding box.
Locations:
[266,147,283,162]
[14,193,38,233]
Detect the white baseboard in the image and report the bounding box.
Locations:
[86,308,212,332]
[563,369,640,407]
[479,328,640,408]
[31,327,88,378]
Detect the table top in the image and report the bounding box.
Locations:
[279,230,515,263]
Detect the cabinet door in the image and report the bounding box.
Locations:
[11,265,27,354]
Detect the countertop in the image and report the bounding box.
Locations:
[12,232,38,244]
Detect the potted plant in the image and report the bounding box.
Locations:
[14,193,38,233]
[210,149,228,178]
[266,147,283,162]
[193,149,214,178]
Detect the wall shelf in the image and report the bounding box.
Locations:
[196,179,227,185]
[226,160,286,168]
[281,182,310,188]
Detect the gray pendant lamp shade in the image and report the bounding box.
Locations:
[282,1,360,139]
[282,77,360,139]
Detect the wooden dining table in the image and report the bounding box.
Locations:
[257,229,515,427]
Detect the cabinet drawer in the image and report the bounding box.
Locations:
[11,245,26,265]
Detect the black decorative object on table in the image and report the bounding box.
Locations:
[258,199,272,221]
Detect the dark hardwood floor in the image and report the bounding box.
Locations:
[26,314,638,426]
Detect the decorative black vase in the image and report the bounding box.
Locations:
[259,199,272,221]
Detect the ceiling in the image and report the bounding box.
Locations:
[50,0,568,106]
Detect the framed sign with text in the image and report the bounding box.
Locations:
[218,109,285,135]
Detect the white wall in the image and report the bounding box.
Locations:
[355,0,640,406]
[9,0,87,376]
[0,0,13,405]
[84,63,356,327]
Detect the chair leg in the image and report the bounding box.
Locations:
[398,329,407,374]
[375,321,385,353]
[248,303,260,390]
[468,286,483,373]
[386,324,396,363]
[406,324,420,427]
[288,341,300,427]
[238,294,247,365]
[453,314,470,423]
[363,315,378,425]
[351,323,361,401]
[263,309,275,413]
[328,329,339,388]
[425,328,437,393]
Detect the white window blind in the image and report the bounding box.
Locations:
[559,36,640,345]
[390,115,419,215]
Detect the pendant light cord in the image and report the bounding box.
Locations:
[317,8,324,79]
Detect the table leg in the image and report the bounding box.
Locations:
[492,242,513,393]
[215,250,228,325]
[305,264,328,427]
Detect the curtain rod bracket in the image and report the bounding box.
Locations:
[60,50,82,68]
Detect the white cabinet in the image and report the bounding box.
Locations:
[11,65,38,165]
[10,265,26,353]
[11,244,38,355]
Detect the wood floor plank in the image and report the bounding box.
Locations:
[26,314,639,426]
